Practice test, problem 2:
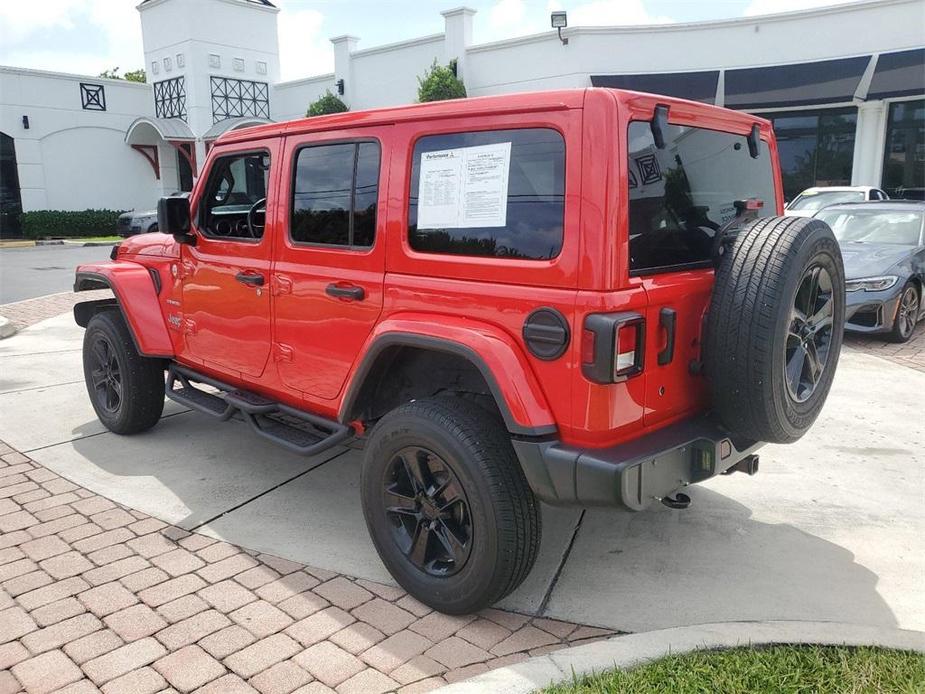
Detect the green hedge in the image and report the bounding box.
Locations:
[20,209,126,239]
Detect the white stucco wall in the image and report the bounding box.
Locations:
[0,67,161,212]
[348,35,445,110]
[273,75,335,122]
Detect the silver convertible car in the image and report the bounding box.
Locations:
[815,201,925,343]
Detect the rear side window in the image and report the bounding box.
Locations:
[408,128,565,260]
[627,120,776,275]
[291,141,380,248]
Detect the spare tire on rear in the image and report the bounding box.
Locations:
[704,215,845,444]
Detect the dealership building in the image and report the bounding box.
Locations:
[0,0,923,236]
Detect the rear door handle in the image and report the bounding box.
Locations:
[325,283,365,301]
[235,271,265,287]
[658,308,677,365]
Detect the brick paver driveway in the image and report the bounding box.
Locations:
[0,441,611,694]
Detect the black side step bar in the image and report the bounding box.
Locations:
[165,364,352,456]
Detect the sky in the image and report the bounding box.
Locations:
[0,0,865,82]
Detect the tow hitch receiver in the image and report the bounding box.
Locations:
[723,454,760,476]
[661,492,691,510]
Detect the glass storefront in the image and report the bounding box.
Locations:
[766,108,858,202]
[882,99,925,199]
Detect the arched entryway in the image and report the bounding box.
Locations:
[203,117,272,153]
[0,132,23,238]
[125,117,197,194]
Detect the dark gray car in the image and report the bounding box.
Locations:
[815,202,925,342]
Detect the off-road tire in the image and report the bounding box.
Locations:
[83,310,165,435]
[888,282,920,344]
[704,215,845,443]
[361,396,541,614]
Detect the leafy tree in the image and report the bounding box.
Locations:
[417,59,466,103]
[306,90,349,117]
[98,68,146,83]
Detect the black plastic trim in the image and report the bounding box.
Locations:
[512,416,763,510]
[651,104,669,149]
[747,124,761,159]
[341,332,558,437]
[73,271,172,358]
[522,307,570,361]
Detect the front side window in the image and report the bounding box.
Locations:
[627,120,776,275]
[200,152,269,240]
[408,128,565,260]
[290,142,380,248]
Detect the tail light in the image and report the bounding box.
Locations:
[582,312,645,384]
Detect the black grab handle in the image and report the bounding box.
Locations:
[325,283,365,301]
[235,272,265,287]
[658,308,676,366]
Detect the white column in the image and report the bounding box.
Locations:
[330,35,359,107]
[442,7,476,84]
[851,100,888,187]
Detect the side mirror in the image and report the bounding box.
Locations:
[157,196,195,245]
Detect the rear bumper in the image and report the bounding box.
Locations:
[512,417,762,511]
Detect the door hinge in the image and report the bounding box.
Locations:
[272,275,293,296]
[273,343,293,362]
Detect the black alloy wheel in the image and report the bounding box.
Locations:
[82,310,166,435]
[383,446,473,577]
[88,334,123,414]
[785,265,835,403]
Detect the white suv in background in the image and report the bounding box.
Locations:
[785,186,889,217]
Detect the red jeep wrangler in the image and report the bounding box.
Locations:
[74,89,844,614]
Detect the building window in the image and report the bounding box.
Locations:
[233,58,245,72]
[79,83,106,111]
[163,57,172,72]
[290,142,380,247]
[151,61,159,75]
[209,54,221,68]
[408,128,566,260]
[154,76,187,120]
[882,99,925,199]
[766,108,857,201]
[176,53,185,68]
[256,61,267,75]
[210,77,270,123]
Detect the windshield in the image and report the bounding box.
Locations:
[816,209,924,246]
[789,190,864,211]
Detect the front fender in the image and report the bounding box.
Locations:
[341,314,557,437]
[75,262,174,358]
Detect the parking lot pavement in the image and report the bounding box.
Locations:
[844,326,925,373]
[0,303,922,655]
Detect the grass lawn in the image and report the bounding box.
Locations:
[65,236,121,243]
[544,645,925,693]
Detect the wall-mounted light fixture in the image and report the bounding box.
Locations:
[22,115,29,130]
[551,11,568,45]
[336,78,345,95]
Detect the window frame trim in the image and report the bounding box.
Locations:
[287,137,382,252]
[624,118,777,277]
[405,126,568,262]
[197,147,272,244]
